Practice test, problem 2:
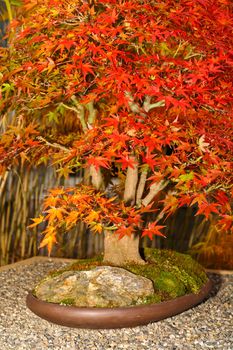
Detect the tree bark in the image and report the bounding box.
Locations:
[103,156,145,266]
[103,230,145,266]
[89,165,104,190]
[123,156,138,205]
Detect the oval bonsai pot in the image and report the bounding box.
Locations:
[26,279,212,329]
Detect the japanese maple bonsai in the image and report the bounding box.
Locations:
[0,0,232,327]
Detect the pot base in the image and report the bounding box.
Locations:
[26,279,212,329]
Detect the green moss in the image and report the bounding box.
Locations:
[59,298,76,306]
[123,263,186,300]
[48,255,104,277]
[123,263,160,284]
[42,249,208,306]
[138,293,162,305]
[144,248,208,295]
[32,288,37,297]
[116,248,207,301]
[154,271,186,298]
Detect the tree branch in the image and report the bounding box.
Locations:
[125,92,165,115]
[141,180,169,206]
[89,165,104,190]
[123,156,138,205]
[37,136,69,152]
[86,101,97,125]
[143,95,165,112]
[142,95,151,112]
[60,101,87,132]
[136,166,148,206]
[65,95,88,132]
[124,91,147,118]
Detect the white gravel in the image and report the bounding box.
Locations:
[0,261,232,350]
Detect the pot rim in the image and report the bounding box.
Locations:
[26,279,212,329]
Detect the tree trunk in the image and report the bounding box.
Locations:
[103,230,145,266]
[103,156,146,266]
[89,154,145,265]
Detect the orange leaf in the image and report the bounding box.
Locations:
[43,196,59,209]
[115,225,135,239]
[85,210,100,223]
[90,223,103,234]
[66,211,80,227]
[49,188,65,196]
[195,202,219,220]
[28,215,44,228]
[141,223,166,240]
[45,207,66,222]
[40,226,57,256]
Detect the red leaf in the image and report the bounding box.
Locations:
[116,155,137,170]
[196,202,220,219]
[141,223,166,240]
[115,225,135,239]
[87,156,110,170]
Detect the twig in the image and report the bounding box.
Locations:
[37,136,69,152]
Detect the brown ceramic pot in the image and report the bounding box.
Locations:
[26,279,212,329]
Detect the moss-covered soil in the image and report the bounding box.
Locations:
[45,249,208,306]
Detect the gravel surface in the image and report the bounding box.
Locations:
[0,261,232,350]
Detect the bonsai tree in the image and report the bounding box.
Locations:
[0,0,232,266]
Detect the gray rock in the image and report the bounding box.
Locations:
[34,266,155,307]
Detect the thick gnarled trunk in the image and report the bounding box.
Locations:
[103,155,145,265]
[103,230,144,266]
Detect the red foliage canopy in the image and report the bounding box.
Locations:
[0,0,232,252]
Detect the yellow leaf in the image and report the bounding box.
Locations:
[20,152,30,165]
[90,223,103,234]
[45,207,66,222]
[28,215,44,228]
[85,210,100,223]
[43,196,58,209]
[40,226,57,256]
[66,211,80,228]
[39,234,57,256]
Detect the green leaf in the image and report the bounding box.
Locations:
[47,111,58,123]
[1,82,14,93]
[56,104,65,115]
[179,171,194,182]
[10,0,22,6]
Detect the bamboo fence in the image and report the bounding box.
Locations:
[1,166,230,269]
